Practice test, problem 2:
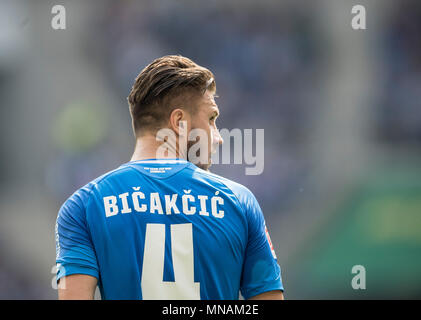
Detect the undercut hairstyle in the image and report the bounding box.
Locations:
[127,55,216,136]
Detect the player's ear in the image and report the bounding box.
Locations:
[169,108,190,137]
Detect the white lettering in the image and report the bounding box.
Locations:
[132,190,147,212]
[165,194,180,215]
[197,195,209,216]
[104,195,118,217]
[211,192,224,218]
[182,191,196,215]
[150,193,164,214]
[119,192,132,214]
[104,190,225,219]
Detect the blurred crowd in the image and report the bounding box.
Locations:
[377,0,421,144]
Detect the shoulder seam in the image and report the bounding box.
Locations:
[84,166,133,210]
[192,168,248,216]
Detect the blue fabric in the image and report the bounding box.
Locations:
[55,159,283,299]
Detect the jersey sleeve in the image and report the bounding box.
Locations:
[239,190,284,299]
[55,187,99,282]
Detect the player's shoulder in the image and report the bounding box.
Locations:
[62,164,134,209]
[190,166,258,211]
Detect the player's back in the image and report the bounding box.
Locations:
[56,159,282,300]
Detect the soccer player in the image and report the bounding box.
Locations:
[55,55,284,300]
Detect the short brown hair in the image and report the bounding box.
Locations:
[127,55,216,136]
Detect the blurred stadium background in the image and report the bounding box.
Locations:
[0,0,420,299]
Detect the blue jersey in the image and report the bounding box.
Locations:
[55,159,283,299]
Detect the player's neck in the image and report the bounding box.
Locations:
[130,135,185,162]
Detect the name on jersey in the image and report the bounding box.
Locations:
[103,187,224,219]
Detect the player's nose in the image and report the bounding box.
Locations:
[215,129,223,145]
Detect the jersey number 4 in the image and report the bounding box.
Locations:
[141,223,200,299]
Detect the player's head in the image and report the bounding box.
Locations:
[128,55,223,170]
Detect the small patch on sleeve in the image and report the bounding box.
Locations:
[265,226,277,259]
